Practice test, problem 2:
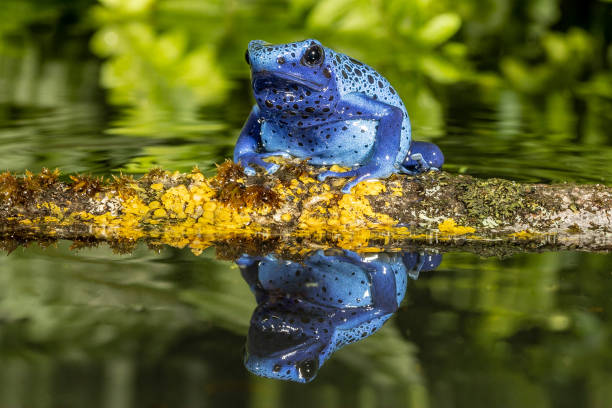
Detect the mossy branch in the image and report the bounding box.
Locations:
[0,159,610,256]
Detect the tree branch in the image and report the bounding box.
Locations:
[0,159,610,256]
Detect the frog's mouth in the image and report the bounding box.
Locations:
[252,70,323,92]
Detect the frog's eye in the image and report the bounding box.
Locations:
[245,49,250,65]
[301,44,324,66]
[297,358,319,381]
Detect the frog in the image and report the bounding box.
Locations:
[234,39,444,193]
[237,249,442,383]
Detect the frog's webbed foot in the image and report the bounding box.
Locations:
[401,141,444,175]
[318,165,394,194]
[400,153,438,175]
[237,152,291,176]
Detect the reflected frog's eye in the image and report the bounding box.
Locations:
[297,358,319,381]
[245,49,250,65]
[301,44,324,66]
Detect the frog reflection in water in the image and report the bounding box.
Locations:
[235,39,444,193]
[237,250,442,383]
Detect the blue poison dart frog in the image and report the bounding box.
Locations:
[234,39,444,193]
[236,250,442,383]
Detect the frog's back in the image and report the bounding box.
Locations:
[326,48,412,160]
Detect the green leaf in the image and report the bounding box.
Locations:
[417,13,462,47]
[420,54,463,83]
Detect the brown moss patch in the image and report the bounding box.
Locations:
[214,160,245,184]
[212,160,281,210]
[0,172,20,204]
[142,167,168,181]
[0,168,62,206]
[109,174,137,194]
[69,175,104,196]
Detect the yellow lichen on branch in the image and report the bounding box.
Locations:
[0,158,611,254]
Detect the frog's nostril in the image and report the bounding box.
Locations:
[277,56,286,65]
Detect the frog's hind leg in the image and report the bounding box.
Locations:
[400,141,444,174]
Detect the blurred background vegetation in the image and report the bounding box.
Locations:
[0,0,611,180]
[1,1,612,407]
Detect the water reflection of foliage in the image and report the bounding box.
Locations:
[0,242,422,406]
[0,243,612,406]
[400,251,612,407]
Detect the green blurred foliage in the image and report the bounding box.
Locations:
[1,0,612,181]
[0,0,611,179]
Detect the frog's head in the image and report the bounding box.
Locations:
[243,312,330,383]
[245,39,339,118]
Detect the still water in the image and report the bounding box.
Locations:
[2,1,612,407]
[1,243,612,407]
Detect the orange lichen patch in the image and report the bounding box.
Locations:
[299,175,317,185]
[2,160,535,256]
[352,180,386,196]
[510,230,536,239]
[38,202,66,222]
[329,164,351,173]
[152,208,168,218]
[438,218,476,235]
[296,185,396,233]
[161,185,191,219]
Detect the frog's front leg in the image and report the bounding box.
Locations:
[317,93,402,193]
[234,105,291,175]
[236,255,269,303]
